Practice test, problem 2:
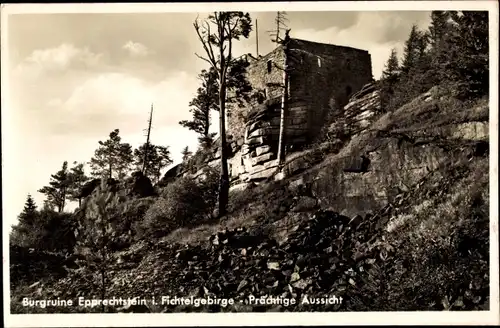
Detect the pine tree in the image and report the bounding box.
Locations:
[382,48,400,79]
[447,11,489,98]
[194,12,253,217]
[226,57,254,107]
[75,182,117,312]
[181,146,192,162]
[401,25,423,73]
[429,11,452,49]
[428,11,455,83]
[18,194,38,226]
[180,60,252,146]
[135,143,155,177]
[38,161,70,213]
[89,129,134,180]
[134,144,173,184]
[67,162,90,208]
[179,68,219,138]
[115,143,134,180]
[380,48,401,110]
[154,145,173,184]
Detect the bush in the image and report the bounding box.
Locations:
[10,210,76,289]
[184,147,213,174]
[108,197,156,248]
[141,170,219,238]
[10,209,76,253]
[199,166,220,213]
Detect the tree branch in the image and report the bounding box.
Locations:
[205,22,218,62]
[206,22,220,44]
[222,17,234,79]
[228,17,241,35]
[194,19,218,69]
[195,53,214,66]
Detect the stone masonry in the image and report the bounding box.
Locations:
[163,38,375,187]
[227,38,373,184]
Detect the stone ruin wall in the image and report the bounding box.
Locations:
[163,40,376,188]
[287,39,373,142]
[226,40,374,186]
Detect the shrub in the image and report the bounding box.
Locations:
[184,147,213,174]
[10,210,76,289]
[10,209,76,253]
[74,185,118,312]
[141,172,218,238]
[198,166,220,214]
[108,196,156,248]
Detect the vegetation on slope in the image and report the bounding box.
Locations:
[9,10,491,314]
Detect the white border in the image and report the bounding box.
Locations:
[2,1,499,327]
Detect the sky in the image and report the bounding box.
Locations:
[2,6,433,227]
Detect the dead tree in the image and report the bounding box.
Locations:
[193,12,252,218]
[277,29,291,166]
[142,104,154,174]
[268,11,289,45]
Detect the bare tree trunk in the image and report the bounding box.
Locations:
[218,20,229,218]
[218,79,229,218]
[61,187,66,212]
[204,105,210,138]
[101,214,106,313]
[277,32,290,166]
[142,104,154,174]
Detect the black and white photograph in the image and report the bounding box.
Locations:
[2,1,498,326]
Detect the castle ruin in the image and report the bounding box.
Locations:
[162,38,375,188]
[226,38,373,185]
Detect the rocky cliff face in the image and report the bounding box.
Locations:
[300,87,489,218]
[325,82,381,142]
[80,171,156,204]
[161,84,488,224]
[11,86,490,314]
[164,82,382,188]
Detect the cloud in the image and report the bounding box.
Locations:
[6,69,202,226]
[17,43,103,77]
[122,40,152,57]
[38,70,199,144]
[5,11,434,230]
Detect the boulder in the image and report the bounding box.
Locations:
[291,196,318,212]
[251,153,274,166]
[79,178,101,198]
[158,163,183,187]
[128,171,156,197]
[256,145,271,156]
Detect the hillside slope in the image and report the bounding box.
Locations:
[10,86,490,313]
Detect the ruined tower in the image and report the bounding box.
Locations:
[226,38,373,184]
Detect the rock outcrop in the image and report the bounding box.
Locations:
[125,171,156,198]
[160,82,382,189]
[10,85,490,314]
[78,178,101,199]
[328,82,381,141]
